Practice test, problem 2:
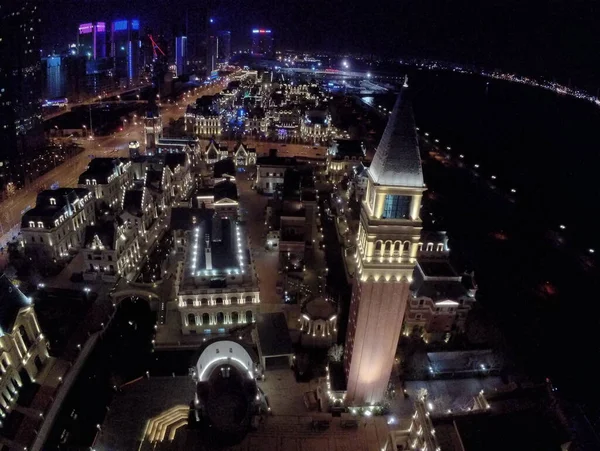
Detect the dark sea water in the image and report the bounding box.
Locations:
[366,69,600,426]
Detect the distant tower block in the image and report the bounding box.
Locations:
[144,106,162,151]
[343,85,425,405]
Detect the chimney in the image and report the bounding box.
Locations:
[205,234,212,270]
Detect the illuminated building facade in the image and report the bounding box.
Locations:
[176,214,260,335]
[344,87,425,405]
[78,158,133,210]
[0,0,44,187]
[403,233,477,342]
[0,275,50,423]
[251,29,274,58]
[42,56,65,99]
[20,188,95,260]
[111,19,141,86]
[175,35,187,77]
[78,22,107,60]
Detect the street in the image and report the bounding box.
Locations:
[0,83,224,252]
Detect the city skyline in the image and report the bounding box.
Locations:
[40,0,600,88]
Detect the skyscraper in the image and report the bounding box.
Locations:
[217,31,231,63]
[251,29,274,58]
[111,19,141,87]
[343,86,425,405]
[206,30,231,73]
[175,35,187,77]
[78,22,107,60]
[42,55,64,99]
[0,0,44,188]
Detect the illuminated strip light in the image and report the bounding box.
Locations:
[198,356,253,381]
[128,40,133,80]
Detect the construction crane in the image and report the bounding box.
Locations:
[148,34,165,59]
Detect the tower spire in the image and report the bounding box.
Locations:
[368,84,424,188]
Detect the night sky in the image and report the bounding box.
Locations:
[42,0,600,87]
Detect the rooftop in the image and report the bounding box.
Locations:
[185,217,244,277]
[0,274,31,334]
[329,139,365,158]
[256,312,293,358]
[214,180,238,201]
[22,188,91,226]
[419,260,458,278]
[170,207,215,231]
[368,86,424,188]
[83,223,117,250]
[451,410,565,451]
[213,158,236,178]
[256,155,297,167]
[78,158,129,185]
[164,152,187,172]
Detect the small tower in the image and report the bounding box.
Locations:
[144,99,162,152]
[344,84,426,405]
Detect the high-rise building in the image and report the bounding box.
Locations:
[111,19,141,87]
[175,35,187,77]
[0,0,44,188]
[42,55,65,99]
[251,29,274,58]
[343,85,426,405]
[206,30,232,74]
[78,22,107,60]
[217,31,231,63]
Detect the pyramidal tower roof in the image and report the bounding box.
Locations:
[368,84,424,188]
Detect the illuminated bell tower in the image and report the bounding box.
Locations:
[344,83,425,405]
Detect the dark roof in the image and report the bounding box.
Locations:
[213,158,236,178]
[189,218,238,270]
[256,312,293,357]
[164,152,187,172]
[214,180,238,201]
[283,166,315,199]
[256,155,297,167]
[170,207,214,231]
[0,274,30,334]
[419,261,457,278]
[145,168,164,192]
[332,140,365,158]
[414,281,467,301]
[123,190,144,216]
[22,188,91,227]
[78,158,127,184]
[83,224,117,250]
[454,411,565,451]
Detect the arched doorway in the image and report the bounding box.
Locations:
[188,314,196,326]
[202,313,210,325]
[245,310,253,323]
[216,312,225,324]
[231,312,239,324]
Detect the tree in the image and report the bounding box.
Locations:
[327,344,344,362]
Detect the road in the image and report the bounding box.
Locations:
[0,82,226,250]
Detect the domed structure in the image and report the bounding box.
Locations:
[191,338,264,442]
[299,295,338,347]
